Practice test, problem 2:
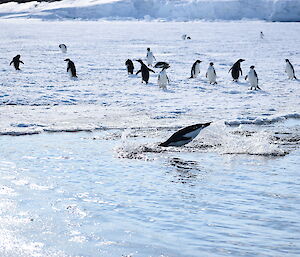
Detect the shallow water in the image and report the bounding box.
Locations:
[0,132,300,257]
[0,20,300,256]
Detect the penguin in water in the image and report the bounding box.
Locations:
[59,44,67,53]
[146,48,156,67]
[125,59,134,74]
[190,60,201,78]
[206,62,217,85]
[64,59,77,78]
[260,31,264,39]
[229,59,245,82]
[159,122,211,147]
[10,55,24,70]
[157,63,170,90]
[136,59,155,84]
[285,59,297,80]
[245,66,261,90]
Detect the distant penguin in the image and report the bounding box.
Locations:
[187,36,191,40]
[64,58,77,78]
[190,60,201,78]
[154,61,169,69]
[10,55,24,70]
[146,48,156,67]
[260,31,264,39]
[206,62,217,85]
[285,59,297,80]
[229,59,245,82]
[159,122,211,147]
[125,59,134,74]
[245,66,261,90]
[136,59,155,84]
[158,63,170,90]
[59,44,67,53]
[181,34,187,40]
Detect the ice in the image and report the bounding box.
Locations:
[0,0,299,21]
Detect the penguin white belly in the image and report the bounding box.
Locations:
[286,64,294,79]
[147,53,154,66]
[184,128,202,139]
[207,67,216,83]
[158,71,168,89]
[248,71,258,87]
[193,64,200,78]
[59,44,67,53]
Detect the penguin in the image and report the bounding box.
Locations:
[159,122,211,147]
[187,36,191,40]
[125,59,134,74]
[64,58,77,78]
[190,60,201,78]
[146,48,156,67]
[181,34,187,40]
[206,62,217,85]
[59,44,67,53]
[154,61,169,69]
[135,59,155,84]
[285,59,297,80]
[245,66,261,90]
[10,55,24,70]
[229,59,245,82]
[260,31,264,39]
[158,63,170,90]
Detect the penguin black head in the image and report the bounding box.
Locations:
[64,58,70,62]
[250,65,255,69]
[147,48,150,51]
[238,59,245,63]
[196,60,202,63]
[210,62,214,66]
[162,63,170,70]
[285,59,290,63]
[135,59,144,64]
[16,54,21,59]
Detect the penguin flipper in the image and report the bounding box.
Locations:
[136,70,141,75]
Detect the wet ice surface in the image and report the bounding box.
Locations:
[0,20,300,256]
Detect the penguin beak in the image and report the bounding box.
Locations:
[202,122,212,128]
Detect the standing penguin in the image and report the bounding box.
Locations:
[229,59,245,82]
[59,44,67,53]
[10,55,24,70]
[146,48,156,67]
[125,59,134,74]
[206,62,217,84]
[64,58,77,78]
[285,59,297,80]
[190,60,201,78]
[245,66,261,90]
[158,63,170,90]
[136,59,155,84]
[260,31,264,39]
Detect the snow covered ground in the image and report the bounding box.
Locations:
[0,0,299,21]
[0,19,300,256]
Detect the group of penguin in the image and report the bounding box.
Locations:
[7,40,298,148]
[126,48,297,91]
[9,44,77,78]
